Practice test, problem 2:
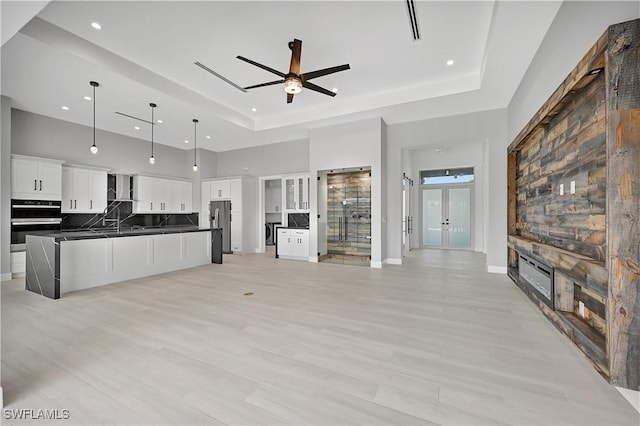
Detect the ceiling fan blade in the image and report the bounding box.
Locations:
[301,64,350,81]
[244,80,285,90]
[289,39,302,75]
[237,56,286,78]
[287,93,294,104]
[302,81,336,97]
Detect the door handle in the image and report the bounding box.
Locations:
[69,200,73,209]
[90,200,93,209]
[39,180,42,191]
[34,180,37,191]
[74,200,77,209]
[150,202,153,210]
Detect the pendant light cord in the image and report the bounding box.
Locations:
[151,105,154,157]
[92,84,96,147]
[193,119,198,166]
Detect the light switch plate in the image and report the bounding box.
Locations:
[570,180,576,194]
[559,184,564,195]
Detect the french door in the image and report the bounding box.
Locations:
[421,185,473,249]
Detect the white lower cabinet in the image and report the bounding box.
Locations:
[276,228,309,261]
[11,251,26,276]
[59,231,211,295]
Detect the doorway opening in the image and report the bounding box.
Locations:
[419,167,474,249]
[321,168,371,266]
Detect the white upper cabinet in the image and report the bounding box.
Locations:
[171,180,192,213]
[134,176,154,213]
[152,178,171,212]
[11,155,64,200]
[211,180,231,200]
[61,166,107,213]
[134,176,191,214]
[283,174,310,212]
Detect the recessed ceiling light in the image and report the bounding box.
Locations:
[156,119,163,123]
[446,59,455,66]
[91,22,102,30]
[206,135,211,139]
[84,96,91,101]
[134,126,140,130]
[251,107,257,112]
[331,87,338,93]
[61,106,69,110]
[184,140,189,143]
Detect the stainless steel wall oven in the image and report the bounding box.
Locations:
[11,199,62,250]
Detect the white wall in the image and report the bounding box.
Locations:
[309,117,386,267]
[408,140,485,253]
[508,1,640,141]
[1,97,11,280]
[387,108,508,270]
[215,139,309,178]
[11,109,195,179]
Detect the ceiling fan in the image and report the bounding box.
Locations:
[237,39,350,104]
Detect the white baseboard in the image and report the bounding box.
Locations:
[616,386,640,413]
[1,272,12,281]
[487,265,507,274]
[370,261,383,269]
[385,258,402,265]
[309,257,318,263]
[1,385,3,408]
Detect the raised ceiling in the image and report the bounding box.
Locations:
[1,1,562,152]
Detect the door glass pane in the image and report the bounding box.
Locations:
[325,170,370,264]
[448,187,471,248]
[422,189,442,246]
[285,178,295,210]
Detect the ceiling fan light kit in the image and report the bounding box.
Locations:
[283,76,303,94]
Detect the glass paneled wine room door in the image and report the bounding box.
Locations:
[326,169,371,265]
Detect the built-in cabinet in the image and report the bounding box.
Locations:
[133,176,192,214]
[11,155,64,200]
[276,228,309,260]
[200,176,256,254]
[62,166,108,213]
[283,174,310,212]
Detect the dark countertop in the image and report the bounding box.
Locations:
[28,226,207,242]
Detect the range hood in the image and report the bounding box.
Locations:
[107,174,132,201]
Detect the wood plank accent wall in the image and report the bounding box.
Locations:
[508,18,639,391]
[515,74,606,262]
[605,18,640,390]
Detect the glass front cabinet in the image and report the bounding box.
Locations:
[283,174,310,212]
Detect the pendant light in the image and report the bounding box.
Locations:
[149,103,156,164]
[89,81,99,154]
[192,119,199,171]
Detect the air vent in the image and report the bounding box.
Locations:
[194,61,247,92]
[406,0,420,41]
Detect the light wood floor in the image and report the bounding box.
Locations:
[2,250,638,425]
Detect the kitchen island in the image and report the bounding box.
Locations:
[26,227,211,299]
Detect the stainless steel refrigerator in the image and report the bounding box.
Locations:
[210,200,232,254]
